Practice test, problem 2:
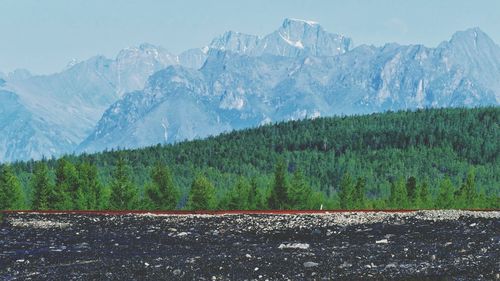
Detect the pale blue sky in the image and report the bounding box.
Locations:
[1,0,499,74]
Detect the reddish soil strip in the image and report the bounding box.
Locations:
[2,208,497,216]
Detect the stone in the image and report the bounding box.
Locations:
[278,243,310,249]
[303,261,319,268]
[385,263,397,269]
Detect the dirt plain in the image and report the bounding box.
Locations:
[0,210,499,280]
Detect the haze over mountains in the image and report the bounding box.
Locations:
[1,18,499,162]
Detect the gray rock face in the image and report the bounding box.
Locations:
[0,44,180,162]
[2,19,500,161]
[79,26,500,153]
[208,18,351,58]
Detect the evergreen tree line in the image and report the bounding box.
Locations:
[1,157,497,210]
[1,107,499,210]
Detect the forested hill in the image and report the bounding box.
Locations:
[2,107,499,210]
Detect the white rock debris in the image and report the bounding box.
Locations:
[278,243,310,250]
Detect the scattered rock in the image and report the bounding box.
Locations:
[278,243,310,250]
[1,210,498,280]
[303,262,318,268]
[339,262,352,268]
[385,263,397,269]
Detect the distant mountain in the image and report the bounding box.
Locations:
[1,19,500,162]
[0,44,180,162]
[79,24,500,153]
[178,47,210,69]
[208,18,352,57]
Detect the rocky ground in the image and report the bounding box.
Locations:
[0,210,499,280]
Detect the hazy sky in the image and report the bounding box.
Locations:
[1,0,500,74]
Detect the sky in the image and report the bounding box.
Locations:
[1,0,500,74]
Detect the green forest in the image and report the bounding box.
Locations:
[0,107,499,211]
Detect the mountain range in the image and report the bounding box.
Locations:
[1,18,499,162]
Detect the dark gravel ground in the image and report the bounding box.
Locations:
[0,211,499,281]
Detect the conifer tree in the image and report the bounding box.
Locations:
[268,159,289,209]
[388,178,408,209]
[248,177,259,209]
[288,168,312,209]
[145,163,179,210]
[187,174,216,210]
[406,176,417,205]
[226,177,251,210]
[339,173,354,209]
[0,165,25,210]
[77,162,103,210]
[456,169,477,208]
[109,157,138,210]
[307,191,327,210]
[53,158,77,210]
[436,177,455,209]
[31,162,53,210]
[419,181,431,208]
[353,177,367,209]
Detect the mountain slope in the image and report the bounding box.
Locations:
[208,18,352,57]
[14,107,500,203]
[0,44,180,162]
[79,25,500,153]
[2,20,500,162]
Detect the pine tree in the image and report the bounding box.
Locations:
[53,158,77,210]
[436,177,455,209]
[145,163,179,210]
[187,174,216,210]
[406,176,417,206]
[339,173,354,209]
[419,181,431,208]
[226,177,251,210]
[388,178,408,209]
[31,162,53,210]
[109,157,138,210]
[0,165,25,210]
[308,191,327,210]
[77,162,103,210]
[353,177,367,209]
[268,159,289,209]
[288,168,312,210]
[247,177,259,209]
[456,169,477,208]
